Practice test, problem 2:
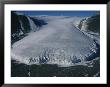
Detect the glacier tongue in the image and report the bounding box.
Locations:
[11,16,99,67]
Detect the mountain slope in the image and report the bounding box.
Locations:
[78,14,100,33]
[11,12,47,44]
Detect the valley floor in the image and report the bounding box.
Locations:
[11,57,100,77]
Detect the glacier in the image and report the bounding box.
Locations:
[11,16,100,67]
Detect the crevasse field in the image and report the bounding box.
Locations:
[11,12,100,77]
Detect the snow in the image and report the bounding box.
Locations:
[27,17,39,31]
[11,16,99,67]
[80,18,88,30]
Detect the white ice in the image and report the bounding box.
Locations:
[11,16,99,67]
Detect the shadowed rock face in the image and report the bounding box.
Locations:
[86,14,100,33]
[78,14,100,33]
[11,11,47,44]
[11,12,30,43]
[11,13,100,67]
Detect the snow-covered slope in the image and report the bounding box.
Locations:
[11,15,100,67]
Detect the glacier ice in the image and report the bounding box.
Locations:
[11,16,100,67]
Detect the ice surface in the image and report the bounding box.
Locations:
[11,16,100,67]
